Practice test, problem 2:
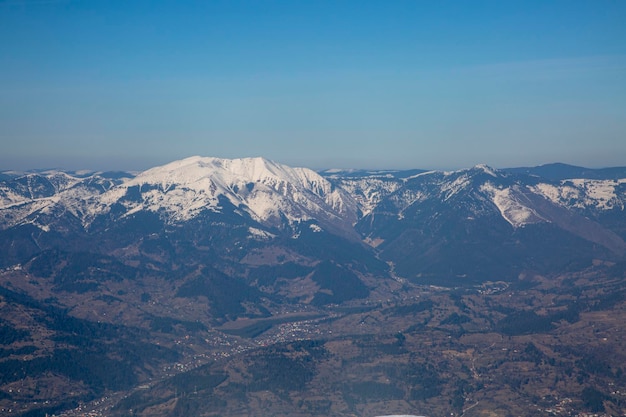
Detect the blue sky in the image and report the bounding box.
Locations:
[1,0,625,171]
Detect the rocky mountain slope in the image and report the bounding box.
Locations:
[325,163,626,283]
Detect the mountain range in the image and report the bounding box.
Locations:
[1,157,626,417]
[2,157,625,285]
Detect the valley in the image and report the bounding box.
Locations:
[1,158,626,416]
[28,263,626,417]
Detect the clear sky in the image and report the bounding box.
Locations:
[1,0,625,171]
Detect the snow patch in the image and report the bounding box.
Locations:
[404,170,436,181]
[570,179,623,210]
[248,227,276,240]
[441,174,471,201]
[531,179,625,211]
[481,183,546,227]
[532,183,579,205]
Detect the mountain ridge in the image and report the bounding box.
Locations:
[1,156,625,281]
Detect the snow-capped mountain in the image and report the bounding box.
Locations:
[322,163,626,232]
[0,157,359,237]
[0,170,133,231]
[1,158,625,284]
[340,164,626,282]
[93,156,359,234]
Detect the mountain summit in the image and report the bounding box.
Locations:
[95,156,358,233]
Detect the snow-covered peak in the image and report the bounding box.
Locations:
[473,164,499,177]
[94,156,358,232]
[131,156,332,197]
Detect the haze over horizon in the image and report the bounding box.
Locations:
[1,1,625,171]
[3,156,626,176]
